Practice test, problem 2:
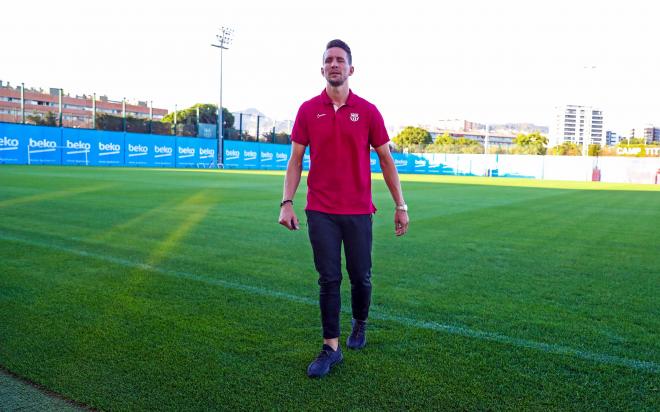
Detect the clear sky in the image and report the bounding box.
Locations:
[3,0,658,133]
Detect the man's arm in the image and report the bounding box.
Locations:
[375,143,409,236]
[278,142,306,230]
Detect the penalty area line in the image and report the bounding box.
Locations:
[1,232,658,374]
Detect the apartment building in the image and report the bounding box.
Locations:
[0,81,168,128]
[550,105,604,147]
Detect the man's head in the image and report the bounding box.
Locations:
[322,39,354,87]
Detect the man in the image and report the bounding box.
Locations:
[278,39,408,378]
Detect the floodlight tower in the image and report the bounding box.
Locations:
[212,27,233,167]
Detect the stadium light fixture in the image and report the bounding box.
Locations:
[212,26,234,167]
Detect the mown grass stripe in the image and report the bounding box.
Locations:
[1,232,657,374]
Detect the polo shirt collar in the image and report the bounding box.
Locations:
[320,88,356,107]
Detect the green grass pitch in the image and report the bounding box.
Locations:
[0,165,658,410]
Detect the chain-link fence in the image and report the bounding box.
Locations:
[227,111,292,144]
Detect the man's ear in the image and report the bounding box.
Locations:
[321,67,325,76]
[349,66,355,76]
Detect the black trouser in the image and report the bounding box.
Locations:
[306,210,373,339]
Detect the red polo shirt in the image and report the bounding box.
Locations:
[291,89,390,214]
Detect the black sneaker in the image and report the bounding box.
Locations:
[306,344,343,378]
[346,319,367,350]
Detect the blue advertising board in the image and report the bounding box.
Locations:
[197,138,217,168]
[302,150,311,171]
[62,128,125,166]
[94,131,125,166]
[223,140,241,169]
[391,152,412,173]
[242,143,259,169]
[0,122,29,164]
[273,145,290,170]
[259,143,290,170]
[124,133,156,167]
[223,140,257,169]
[152,135,176,168]
[61,129,94,166]
[259,144,276,170]
[369,152,381,173]
[176,137,216,168]
[410,154,428,174]
[224,141,294,170]
[61,129,125,167]
[25,125,62,165]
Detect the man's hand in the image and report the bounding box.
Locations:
[394,210,409,236]
[279,204,300,230]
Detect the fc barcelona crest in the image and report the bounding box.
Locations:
[350,113,359,122]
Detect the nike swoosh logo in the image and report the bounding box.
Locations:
[316,113,327,119]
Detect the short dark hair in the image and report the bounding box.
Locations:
[325,39,352,65]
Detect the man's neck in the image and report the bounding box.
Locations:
[326,83,350,107]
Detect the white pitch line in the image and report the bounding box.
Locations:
[0,232,658,374]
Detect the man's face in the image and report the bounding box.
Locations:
[322,47,354,87]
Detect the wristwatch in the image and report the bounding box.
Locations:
[395,203,408,212]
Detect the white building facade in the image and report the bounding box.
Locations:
[550,105,604,147]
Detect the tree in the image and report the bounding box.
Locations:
[618,137,645,145]
[95,113,124,131]
[588,144,601,157]
[455,137,480,146]
[434,131,454,145]
[27,111,58,126]
[550,141,581,156]
[392,126,432,148]
[514,131,548,155]
[162,104,234,130]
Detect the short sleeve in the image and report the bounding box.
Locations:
[291,104,309,146]
[368,105,390,148]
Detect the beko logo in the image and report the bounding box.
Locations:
[200,148,214,157]
[99,142,121,152]
[66,140,91,150]
[128,144,148,153]
[155,146,172,154]
[178,147,195,155]
[29,138,56,148]
[0,137,19,147]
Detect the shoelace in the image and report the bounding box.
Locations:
[351,322,366,339]
[315,350,331,362]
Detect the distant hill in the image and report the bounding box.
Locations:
[230,108,293,137]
